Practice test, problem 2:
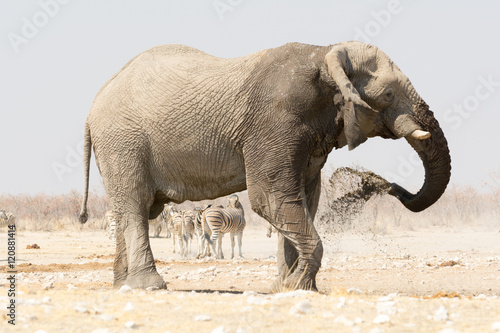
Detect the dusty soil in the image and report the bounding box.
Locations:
[1,227,500,332]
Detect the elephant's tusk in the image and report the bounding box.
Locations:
[411,130,431,140]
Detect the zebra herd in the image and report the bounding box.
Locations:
[103,194,246,259]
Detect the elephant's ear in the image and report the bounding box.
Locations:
[324,44,378,150]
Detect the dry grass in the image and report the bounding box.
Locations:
[1,169,499,233]
[0,190,108,231]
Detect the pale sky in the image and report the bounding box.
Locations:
[1,1,499,195]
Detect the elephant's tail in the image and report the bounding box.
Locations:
[79,122,92,224]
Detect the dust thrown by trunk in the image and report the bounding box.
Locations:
[317,167,391,234]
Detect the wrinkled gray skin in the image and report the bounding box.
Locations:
[79,41,451,291]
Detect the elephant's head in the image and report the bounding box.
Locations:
[324,41,451,212]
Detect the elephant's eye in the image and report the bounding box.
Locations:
[385,90,394,103]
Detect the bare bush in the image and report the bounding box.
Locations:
[0,190,109,231]
[2,168,498,233]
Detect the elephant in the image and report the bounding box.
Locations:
[79,41,451,291]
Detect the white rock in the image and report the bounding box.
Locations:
[195,315,212,322]
[99,314,116,322]
[154,300,168,305]
[289,300,312,315]
[125,321,138,329]
[334,315,354,327]
[437,329,460,333]
[246,295,271,305]
[67,284,78,291]
[378,295,394,302]
[373,314,391,324]
[35,330,48,333]
[433,306,449,322]
[123,302,135,312]
[377,301,397,315]
[74,303,89,314]
[42,296,51,304]
[272,290,313,299]
[211,326,226,333]
[336,297,347,308]
[369,328,385,333]
[236,328,248,333]
[18,298,42,306]
[492,322,500,332]
[118,285,133,294]
[347,288,362,295]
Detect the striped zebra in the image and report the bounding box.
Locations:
[202,195,246,259]
[103,210,117,242]
[160,204,177,239]
[0,210,16,228]
[194,205,215,259]
[182,210,196,255]
[171,211,190,256]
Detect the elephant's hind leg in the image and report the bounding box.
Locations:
[122,210,166,289]
[113,212,128,288]
[106,183,166,289]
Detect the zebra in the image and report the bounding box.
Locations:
[103,210,117,242]
[0,210,16,228]
[202,194,246,259]
[194,205,215,259]
[171,211,190,256]
[182,210,196,255]
[160,204,177,239]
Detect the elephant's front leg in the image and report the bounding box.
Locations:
[276,172,322,284]
[121,212,166,289]
[247,173,323,292]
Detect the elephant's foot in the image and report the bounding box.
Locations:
[113,274,127,289]
[113,257,128,288]
[270,269,318,293]
[123,267,167,290]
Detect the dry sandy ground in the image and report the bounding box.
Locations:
[1,227,500,332]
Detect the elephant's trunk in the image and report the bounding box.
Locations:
[389,102,451,212]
